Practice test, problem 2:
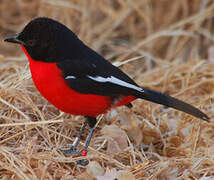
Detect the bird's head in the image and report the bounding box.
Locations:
[4,17,80,62]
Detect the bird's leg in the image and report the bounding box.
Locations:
[80,116,97,157]
[60,116,97,166]
[76,117,97,166]
[60,119,88,155]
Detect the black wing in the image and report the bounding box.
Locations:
[56,57,142,96]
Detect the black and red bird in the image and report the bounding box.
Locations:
[4,17,209,164]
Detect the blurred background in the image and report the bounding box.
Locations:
[1,0,214,72]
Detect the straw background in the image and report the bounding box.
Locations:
[0,0,214,179]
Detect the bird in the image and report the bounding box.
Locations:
[4,17,209,165]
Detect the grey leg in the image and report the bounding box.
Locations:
[60,119,88,155]
[81,126,95,156]
[77,117,96,166]
[60,116,97,166]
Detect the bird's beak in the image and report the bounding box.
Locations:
[4,34,25,45]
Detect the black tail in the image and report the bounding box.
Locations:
[136,88,209,121]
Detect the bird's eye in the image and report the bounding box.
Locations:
[27,39,36,46]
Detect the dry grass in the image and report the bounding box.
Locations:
[0,0,214,179]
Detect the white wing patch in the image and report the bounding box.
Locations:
[65,74,144,93]
[88,75,144,92]
[65,75,76,79]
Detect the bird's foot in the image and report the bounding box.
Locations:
[59,146,80,155]
[77,150,89,166]
[59,147,89,166]
[76,159,89,166]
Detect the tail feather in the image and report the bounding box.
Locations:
[136,87,209,121]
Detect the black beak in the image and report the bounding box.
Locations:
[4,34,25,45]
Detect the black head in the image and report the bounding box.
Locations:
[4,17,82,62]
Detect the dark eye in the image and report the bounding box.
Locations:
[27,39,36,46]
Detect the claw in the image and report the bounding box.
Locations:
[60,146,80,155]
[76,159,89,166]
[59,147,89,166]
